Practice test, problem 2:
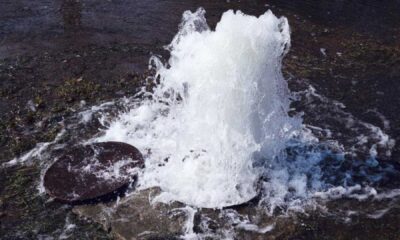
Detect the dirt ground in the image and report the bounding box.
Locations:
[1,1,400,239]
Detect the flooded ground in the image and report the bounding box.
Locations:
[1,0,400,239]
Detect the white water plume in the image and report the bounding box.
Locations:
[97,8,300,208]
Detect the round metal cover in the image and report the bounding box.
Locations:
[44,141,144,202]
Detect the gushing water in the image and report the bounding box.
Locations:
[2,5,399,240]
[7,8,397,217]
[97,8,300,208]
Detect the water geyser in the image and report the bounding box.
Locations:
[98,8,299,208]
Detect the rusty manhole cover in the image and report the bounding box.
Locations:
[44,141,144,202]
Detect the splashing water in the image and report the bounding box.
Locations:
[3,8,399,239]
[97,8,301,208]
[6,8,398,217]
[1,5,399,240]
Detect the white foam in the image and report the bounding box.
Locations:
[237,222,275,234]
[178,206,198,240]
[96,8,299,208]
[3,129,65,168]
[59,214,77,240]
[367,208,390,219]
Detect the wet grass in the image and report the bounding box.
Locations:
[0,157,112,239]
[0,43,150,239]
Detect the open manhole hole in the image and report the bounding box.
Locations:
[44,141,144,203]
